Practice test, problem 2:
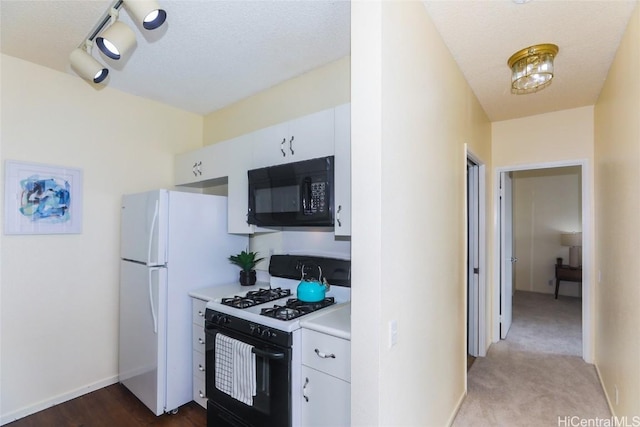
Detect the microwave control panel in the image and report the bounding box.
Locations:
[310,182,327,213]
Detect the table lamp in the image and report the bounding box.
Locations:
[561,232,582,268]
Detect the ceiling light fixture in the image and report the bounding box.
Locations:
[124,0,167,30]
[69,0,167,85]
[507,43,559,94]
[96,18,137,60]
[69,41,109,84]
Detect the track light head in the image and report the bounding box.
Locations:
[69,47,109,84]
[124,0,167,30]
[96,21,136,60]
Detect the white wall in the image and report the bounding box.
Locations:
[0,54,202,423]
[594,3,640,418]
[351,2,491,425]
[513,167,582,296]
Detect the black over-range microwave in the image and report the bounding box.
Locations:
[247,156,334,227]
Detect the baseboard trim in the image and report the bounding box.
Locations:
[1,375,119,426]
[594,363,616,417]
[447,390,468,426]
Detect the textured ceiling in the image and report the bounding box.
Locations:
[423,0,638,121]
[0,0,351,115]
[1,1,638,121]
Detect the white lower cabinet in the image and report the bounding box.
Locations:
[301,329,350,426]
[301,365,350,427]
[191,297,207,408]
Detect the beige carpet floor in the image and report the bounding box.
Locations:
[453,291,610,427]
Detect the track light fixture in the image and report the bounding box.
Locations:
[69,0,167,85]
[124,0,167,30]
[96,18,136,60]
[69,41,109,84]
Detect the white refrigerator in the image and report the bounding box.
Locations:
[118,189,247,415]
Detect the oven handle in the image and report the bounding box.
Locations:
[252,347,285,360]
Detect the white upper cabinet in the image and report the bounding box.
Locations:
[174,105,350,236]
[175,138,234,185]
[333,103,351,237]
[251,108,335,168]
[226,134,254,234]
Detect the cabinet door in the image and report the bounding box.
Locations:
[227,133,256,234]
[333,103,351,236]
[301,365,350,427]
[175,148,207,185]
[252,122,290,168]
[287,108,334,162]
[252,108,335,168]
[174,142,231,185]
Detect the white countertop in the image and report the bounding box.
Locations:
[188,281,271,301]
[299,302,351,340]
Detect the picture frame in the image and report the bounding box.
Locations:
[4,160,83,235]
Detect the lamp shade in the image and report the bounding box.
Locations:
[124,0,167,30]
[96,21,136,60]
[561,232,582,247]
[69,48,109,83]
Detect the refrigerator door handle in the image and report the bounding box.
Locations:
[149,268,159,334]
[147,200,159,266]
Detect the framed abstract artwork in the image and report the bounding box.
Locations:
[4,160,83,235]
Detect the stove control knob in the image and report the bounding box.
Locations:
[261,328,273,338]
[214,314,229,325]
[254,326,263,336]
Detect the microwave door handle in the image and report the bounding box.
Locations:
[302,177,312,214]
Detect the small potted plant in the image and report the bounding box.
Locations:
[228,250,264,286]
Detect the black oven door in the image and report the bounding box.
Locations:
[205,322,292,427]
[247,156,334,227]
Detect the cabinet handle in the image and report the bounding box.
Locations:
[198,338,205,345]
[199,390,205,399]
[314,348,336,359]
[280,138,286,157]
[197,161,202,176]
[192,162,198,177]
[303,377,309,402]
[198,364,205,372]
[289,136,295,155]
[197,310,204,317]
[336,205,342,227]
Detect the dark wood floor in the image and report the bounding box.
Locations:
[6,384,206,427]
[467,354,476,371]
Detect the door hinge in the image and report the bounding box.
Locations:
[473,268,480,274]
[499,314,503,323]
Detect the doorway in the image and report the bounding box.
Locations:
[494,161,592,362]
[466,150,487,360]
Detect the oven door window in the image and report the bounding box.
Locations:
[205,324,292,427]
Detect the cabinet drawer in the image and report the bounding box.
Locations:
[193,349,206,379]
[192,298,207,327]
[193,376,207,408]
[192,324,206,351]
[302,329,350,382]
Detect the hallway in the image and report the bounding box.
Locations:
[453,291,610,426]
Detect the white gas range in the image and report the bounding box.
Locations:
[206,275,351,332]
[203,254,351,427]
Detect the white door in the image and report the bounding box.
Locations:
[120,190,168,266]
[467,161,479,356]
[500,172,515,339]
[119,261,168,415]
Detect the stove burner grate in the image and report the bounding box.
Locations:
[220,287,291,309]
[260,297,335,321]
